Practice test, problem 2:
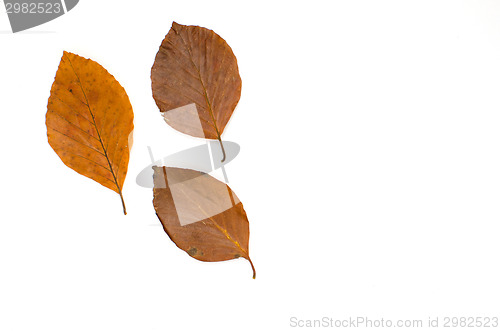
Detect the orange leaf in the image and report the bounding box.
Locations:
[151,22,241,162]
[153,166,255,278]
[46,51,134,214]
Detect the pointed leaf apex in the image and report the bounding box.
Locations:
[171,21,182,29]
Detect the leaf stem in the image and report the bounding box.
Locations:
[247,256,256,279]
[217,135,226,163]
[119,191,127,215]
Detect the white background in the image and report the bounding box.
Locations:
[1,0,500,330]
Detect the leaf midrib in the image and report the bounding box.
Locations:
[64,54,124,201]
[174,28,222,141]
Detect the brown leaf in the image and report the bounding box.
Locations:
[46,51,134,215]
[153,166,255,278]
[151,22,242,161]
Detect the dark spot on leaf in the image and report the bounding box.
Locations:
[187,247,198,256]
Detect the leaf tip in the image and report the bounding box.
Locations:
[61,51,75,63]
[171,21,184,33]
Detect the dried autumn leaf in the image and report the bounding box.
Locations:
[151,22,242,162]
[46,51,134,214]
[153,166,255,278]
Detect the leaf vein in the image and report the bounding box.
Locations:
[48,127,106,156]
[48,109,100,142]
